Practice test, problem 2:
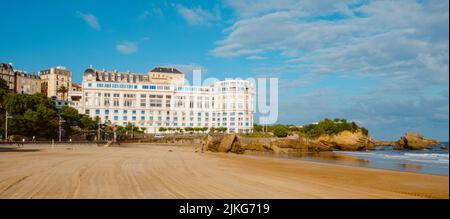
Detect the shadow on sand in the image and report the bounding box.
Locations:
[0,147,41,153]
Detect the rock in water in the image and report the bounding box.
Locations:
[395,132,440,150]
[315,130,375,151]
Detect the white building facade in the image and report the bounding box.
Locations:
[79,67,254,133]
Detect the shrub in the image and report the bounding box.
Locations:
[299,118,369,138]
[273,125,288,137]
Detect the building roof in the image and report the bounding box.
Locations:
[150,67,182,74]
[0,62,14,70]
[15,70,41,79]
[84,67,144,76]
[71,82,82,88]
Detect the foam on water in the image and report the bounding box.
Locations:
[334,144,449,175]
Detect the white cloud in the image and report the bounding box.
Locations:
[76,11,101,31]
[217,0,449,140]
[215,0,449,86]
[139,6,164,20]
[174,4,220,26]
[115,38,149,55]
[116,42,138,54]
[224,0,355,18]
[247,55,267,60]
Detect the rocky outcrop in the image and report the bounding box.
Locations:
[203,131,441,154]
[395,132,441,150]
[312,130,375,151]
[218,134,236,152]
[203,134,224,152]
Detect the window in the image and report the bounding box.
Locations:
[114,116,118,121]
[123,116,128,120]
[95,109,100,114]
[105,109,109,114]
[140,95,146,107]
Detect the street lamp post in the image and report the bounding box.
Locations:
[58,114,65,142]
[97,119,101,141]
[59,114,62,142]
[5,111,12,142]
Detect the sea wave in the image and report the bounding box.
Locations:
[404,159,449,164]
[335,151,449,164]
[404,153,449,159]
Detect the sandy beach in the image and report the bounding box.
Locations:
[0,144,448,199]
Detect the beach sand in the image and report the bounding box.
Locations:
[0,144,448,199]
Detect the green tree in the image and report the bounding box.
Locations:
[60,106,81,121]
[273,125,289,137]
[0,78,10,107]
[2,92,58,138]
[0,77,8,91]
[80,115,95,130]
[57,85,69,100]
[217,127,227,133]
[253,124,263,132]
[299,118,369,138]
[159,127,167,133]
[60,106,82,136]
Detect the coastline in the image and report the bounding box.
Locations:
[243,148,449,176]
[0,144,448,199]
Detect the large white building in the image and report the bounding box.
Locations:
[79,66,254,133]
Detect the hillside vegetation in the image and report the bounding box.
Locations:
[299,118,369,138]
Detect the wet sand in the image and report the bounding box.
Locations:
[0,144,448,199]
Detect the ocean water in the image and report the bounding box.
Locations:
[334,143,449,176]
[245,142,449,176]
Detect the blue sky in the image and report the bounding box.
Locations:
[0,0,448,141]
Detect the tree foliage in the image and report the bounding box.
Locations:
[272,125,289,137]
[299,118,369,138]
[1,92,58,138]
